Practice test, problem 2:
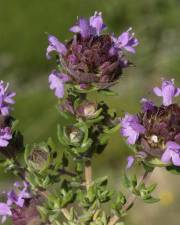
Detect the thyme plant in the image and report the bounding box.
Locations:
[0,12,179,225]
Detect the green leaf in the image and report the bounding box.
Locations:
[122,173,131,188]
[37,206,48,221]
[98,89,117,96]
[143,197,160,204]
[11,119,19,130]
[57,124,67,146]
[94,176,108,187]
[147,183,157,193]
[131,175,137,188]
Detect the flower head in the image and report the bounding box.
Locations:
[153,79,180,106]
[161,141,180,166]
[120,79,180,167]
[49,71,69,98]
[47,12,138,92]
[0,127,12,147]
[121,113,145,145]
[0,81,16,116]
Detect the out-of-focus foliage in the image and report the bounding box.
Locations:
[0,0,179,224]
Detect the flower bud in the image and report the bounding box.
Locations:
[65,126,84,146]
[76,101,97,119]
[25,144,51,173]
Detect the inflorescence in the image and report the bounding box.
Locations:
[0,12,179,225]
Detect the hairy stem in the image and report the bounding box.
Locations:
[108,170,153,225]
[84,160,92,190]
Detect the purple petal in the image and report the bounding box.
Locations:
[69,25,81,33]
[70,18,92,39]
[49,72,69,98]
[4,92,16,104]
[127,131,139,144]
[46,35,67,59]
[89,12,106,35]
[126,156,135,169]
[0,203,12,216]
[0,127,12,147]
[118,32,129,46]
[124,46,136,54]
[162,83,175,106]
[175,87,180,97]
[141,98,155,112]
[120,113,145,145]
[0,81,16,116]
[113,28,139,54]
[161,149,171,163]
[166,141,180,150]
[153,79,180,106]
[153,87,162,96]
[0,107,9,116]
[162,141,180,166]
[171,151,180,166]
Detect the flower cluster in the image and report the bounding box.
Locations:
[47,12,138,98]
[121,79,180,167]
[1,11,180,225]
[0,81,15,148]
[0,182,30,223]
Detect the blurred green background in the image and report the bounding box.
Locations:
[0,0,180,224]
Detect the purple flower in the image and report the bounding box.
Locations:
[0,182,30,223]
[70,12,106,38]
[121,113,145,145]
[0,203,12,223]
[49,71,69,98]
[126,156,135,169]
[89,11,106,36]
[0,127,12,147]
[161,141,180,166]
[112,28,139,54]
[7,182,30,208]
[140,98,155,112]
[153,79,180,106]
[0,81,16,116]
[46,35,67,59]
[70,18,93,39]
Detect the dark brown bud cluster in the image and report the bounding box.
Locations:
[61,34,127,88]
[139,104,180,158]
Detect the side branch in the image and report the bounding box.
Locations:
[108,170,153,225]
